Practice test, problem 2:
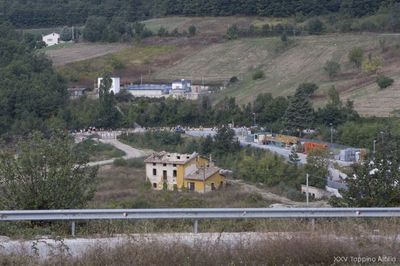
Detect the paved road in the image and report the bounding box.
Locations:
[87,139,147,167]
[185,129,352,167]
[186,129,308,163]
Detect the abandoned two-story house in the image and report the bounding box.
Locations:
[144,151,225,193]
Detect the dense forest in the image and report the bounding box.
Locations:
[0,22,68,136]
[0,0,399,27]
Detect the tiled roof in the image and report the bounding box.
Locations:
[185,166,221,181]
[144,151,197,165]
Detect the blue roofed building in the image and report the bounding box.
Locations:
[127,84,172,98]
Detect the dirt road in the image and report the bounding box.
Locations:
[229,179,329,207]
[87,139,147,167]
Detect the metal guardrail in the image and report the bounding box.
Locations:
[1,208,399,235]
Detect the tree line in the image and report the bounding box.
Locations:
[1,0,398,28]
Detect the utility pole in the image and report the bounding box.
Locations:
[203,161,206,193]
[373,139,376,155]
[306,173,309,206]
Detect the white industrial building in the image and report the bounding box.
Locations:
[97,77,121,94]
[171,79,192,98]
[42,32,60,46]
[127,84,171,98]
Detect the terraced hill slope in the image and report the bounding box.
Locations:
[151,33,400,116]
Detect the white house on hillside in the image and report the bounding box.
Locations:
[97,77,121,94]
[42,32,60,46]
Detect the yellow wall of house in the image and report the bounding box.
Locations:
[176,164,185,189]
[172,156,225,192]
[184,172,225,193]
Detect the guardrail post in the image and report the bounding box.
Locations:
[193,219,198,233]
[71,221,76,237]
[310,218,315,232]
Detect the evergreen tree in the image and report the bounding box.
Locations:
[97,74,121,128]
[289,147,301,165]
[284,84,316,133]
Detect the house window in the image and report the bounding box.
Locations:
[177,156,180,159]
[173,170,177,177]
[163,163,167,167]
[173,164,177,167]
[153,163,156,166]
[163,170,167,181]
[153,183,157,188]
[211,183,216,190]
[153,169,157,176]
[188,182,195,191]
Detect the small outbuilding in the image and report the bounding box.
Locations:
[42,32,60,47]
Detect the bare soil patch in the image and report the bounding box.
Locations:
[45,43,129,66]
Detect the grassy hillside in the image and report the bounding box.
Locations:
[54,44,177,87]
[35,16,400,117]
[151,33,400,116]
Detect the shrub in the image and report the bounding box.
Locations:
[348,47,364,68]
[113,158,127,167]
[376,75,394,89]
[252,69,265,80]
[362,55,383,74]
[307,18,325,35]
[126,157,145,168]
[188,25,196,36]
[226,24,239,40]
[323,60,341,79]
[229,76,239,84]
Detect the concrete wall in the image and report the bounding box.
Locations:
[128,89,165,97]
[146,162,178,190]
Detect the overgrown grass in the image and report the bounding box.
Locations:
[113,157,146,168]
[39,42,75,51]
[74,139,125,161]
[1,224,399,265]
